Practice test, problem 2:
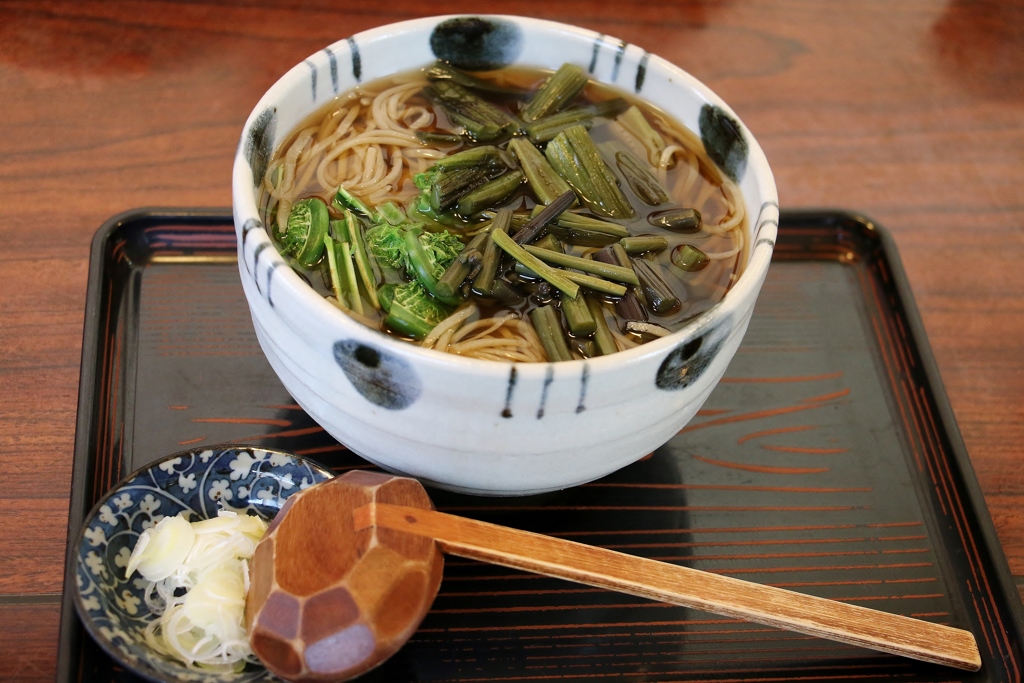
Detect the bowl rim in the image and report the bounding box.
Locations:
[232,14,779,378]
[71,444,335,683]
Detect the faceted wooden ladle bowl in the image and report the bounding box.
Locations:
[246,471,981,682]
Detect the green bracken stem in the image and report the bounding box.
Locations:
[338,241,363,315]
[435,233,487,302]
[548,212,630,247]
[403,227,440,296]
[620,235,669,255]
[560,291,597,336]
[671,244,711,271]
[524,98,629,143]
[492,229,580,299]
[513,263,627,297]
[340,212,380,310]
[529,305,574,362]
[587,296,619,356]
[429,166,492,212]
[508,138,572,205]
[521,63,589,122]
[426,61,531,98]
[433,145,508,172]
[632,258,680,315]
[545,125,634,219]
[511,190,576,245]
[426,81,522,141]
[324,234,346,308]
[615,150,669,206]
[456,170,524,216]
[473,208,512,295]
[522,245,640,285]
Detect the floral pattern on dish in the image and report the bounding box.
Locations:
[74,446,334,683]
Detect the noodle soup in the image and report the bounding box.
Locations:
[259,63,746,363]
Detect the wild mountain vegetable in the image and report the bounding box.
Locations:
[524,98,629,143]
[545,125,634,219]
[508,137,571,205]
[426,60,530,98]
[547,212,630,246]
[615,149,669,205]
[472,208,511,295]
[511,190,576,244]
[334,212,380,310]
[521,63,588,122]
[617,105,666,165]
[457,170,524,215]
[491,229,579,299]
[632,258,681,315]
[672,244,711,271]
[436,233,488,301]
[620,235,669,255]
[332,185,372,218]
[281,198,329,267]
[380,282,452,340]
[523,245,640,285]
[425,80,522,141]
[365,222,463,282]
[530,305,573,362]
[649,207,702,233]
[263,60,746,361]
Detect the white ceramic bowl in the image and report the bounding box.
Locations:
[232,15,778,496]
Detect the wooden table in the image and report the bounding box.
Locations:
[1,1,1021,680]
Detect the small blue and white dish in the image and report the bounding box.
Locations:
[73,446,334,683]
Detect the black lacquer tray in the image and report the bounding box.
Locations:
[59,209,1024,682]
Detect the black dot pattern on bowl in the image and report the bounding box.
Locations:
[245,106,277,188]
[699,104,748,182]
[430,17,523,71]
[655,317,731,391]
[333,340,422,410]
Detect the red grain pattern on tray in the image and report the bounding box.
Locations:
[760,445,849,455]
[738,425,818,444]
[680,402,834,434]
[861,263,1013,664]
[691,454,830,475]
[190,417,292,427]
[58,213,1023,682]
[801,388,852,403]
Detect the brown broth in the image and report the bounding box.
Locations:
[259,65,746,355]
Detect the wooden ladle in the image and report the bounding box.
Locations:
[246,470,981,682]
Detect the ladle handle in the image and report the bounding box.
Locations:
[355,503,981,672]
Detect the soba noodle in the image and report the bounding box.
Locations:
[260,65,747,362]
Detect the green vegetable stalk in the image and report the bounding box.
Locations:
[381,282,451,340]
[529,305,574,362]
[522,245,640,285]
[491,229,580,299]
[545,125,635,219]
[508,138,572,205]
[456,170,523,215]
[282,198,329,267]
[521,64,588,122]
[332,186,372,218]
[472,208,511,295]
[334,212,380,310]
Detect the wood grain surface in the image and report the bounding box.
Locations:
[0,1,1021,681]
